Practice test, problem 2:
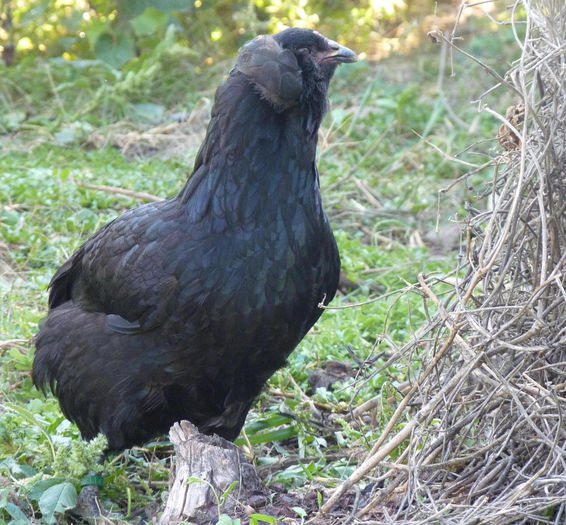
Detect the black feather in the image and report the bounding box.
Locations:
[33,28,356,450]
[235,35,303,111]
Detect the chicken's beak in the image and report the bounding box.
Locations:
[318,40,358,65]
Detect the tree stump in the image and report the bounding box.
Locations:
[158,420,263,524]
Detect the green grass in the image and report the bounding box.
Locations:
[0,15,520,523]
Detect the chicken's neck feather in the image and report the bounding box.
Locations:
[178,72,328,229]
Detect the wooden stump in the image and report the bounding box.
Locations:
[158,420,262,524]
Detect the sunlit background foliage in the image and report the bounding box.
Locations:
[1,0,452,68]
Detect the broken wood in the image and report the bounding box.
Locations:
[158,420,262,524]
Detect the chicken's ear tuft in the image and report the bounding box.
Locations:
[235,35,302,112]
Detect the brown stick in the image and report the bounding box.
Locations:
[319,296,482,515]
[75,180,164,202]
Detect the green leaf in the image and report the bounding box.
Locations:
[29,478,68,501]
[217,515,240,525]
[153,0,190,11]
[19,4,48,27]
[130,102,166,122]
[235,425,296,446]
[242,413,293,434]
[1,210,21,227]
[84,18,109,51]
[59,168,70,182]
[3,501,30,523]
[131,8,168,36]
[220,480,239,504]
[250,514,278,524]
[0,457,36,479]
[57,36,79,51]
[54,127,77,146]
[94,32,135,69]
[61,9,83,32]
[38,481,78,524]
[1,110,26,131]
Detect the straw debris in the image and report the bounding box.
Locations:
[85,98,211,160]
[322,0,566,522]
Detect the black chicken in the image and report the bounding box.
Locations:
[33,28,357,450]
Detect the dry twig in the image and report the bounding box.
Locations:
[320,0,566,522]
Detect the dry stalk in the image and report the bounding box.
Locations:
[74,179,164,202]
[321,0,566,522]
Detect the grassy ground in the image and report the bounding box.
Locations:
[0,15,519,524]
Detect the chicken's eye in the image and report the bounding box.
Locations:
[298,47,312,54]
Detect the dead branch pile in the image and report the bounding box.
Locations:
[322,0,566,522]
